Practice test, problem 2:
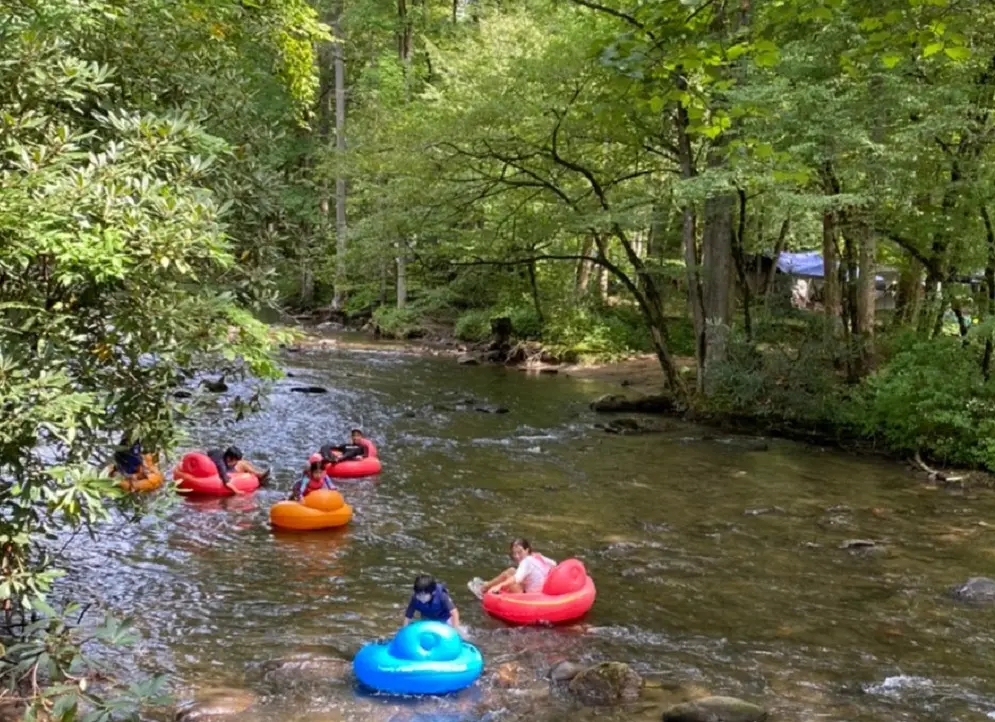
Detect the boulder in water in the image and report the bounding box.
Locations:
[200,376,228,393]
[549,660,585,683]
[290,385,329,394]
[949,576,995,604]
[261,654,351,686]
[568,662,643,706]
[662,695,767,722]
[590,393,674,414]
[457,354,480,366]
[175,688,257,721]
[475,405,510,414]
[597,418,669,435]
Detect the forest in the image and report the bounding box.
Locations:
[2,0,995,717]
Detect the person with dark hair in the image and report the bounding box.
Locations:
[469,538,556,598]
[320,429,371,465]
[112,435,145,477]
[289,453,337,501]
[404,574,460,627]
[204,445,267,494]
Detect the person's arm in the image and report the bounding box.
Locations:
[289,476,303,501]
[494,560,529,594]
[448,607,461,627]
[403,595,416,626]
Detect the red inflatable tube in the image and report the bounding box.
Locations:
[319,440,382,478]
[482,559,596,625]
[173,452,261,496]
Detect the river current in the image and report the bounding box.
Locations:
[61,337,995,721]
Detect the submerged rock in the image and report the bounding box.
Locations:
[173,390,193,399]
[840,539,879,550]
[175,688,257,721]
[457,354,480,366]
[475,405,510,414]
[597,418,669,435]
[949,576,995,604]
[290,385,329,394]
[200,376,228,393]
[261,654,351,685]
[549,660,585,682]
[662,695,767,722]
[568,662,643,706]
[590,393,674,414]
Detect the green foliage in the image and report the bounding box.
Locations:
[0,0,313,716]
[850,335,995,470]
[372,306,426,338]
[707,324,851,424]
[543,302,653,359]
[454,310,493,342]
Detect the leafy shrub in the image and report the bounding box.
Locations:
[542,302,652,359]
[707,330,849,424]
[503,305,544,339]
[849,334,995,469]
[454,309,493,341]
[371,306,425,338]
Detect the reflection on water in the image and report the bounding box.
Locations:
[57,339,995,721]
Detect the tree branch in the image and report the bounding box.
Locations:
[566,0,653,38]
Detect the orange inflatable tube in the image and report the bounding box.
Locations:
[112,454,164,492]
[270,489,353,531]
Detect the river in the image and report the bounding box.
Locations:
[63,336,995,721]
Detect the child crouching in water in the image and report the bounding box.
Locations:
[289,453,337,501]
[404,574,461,629]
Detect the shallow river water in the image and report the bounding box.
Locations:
[63,337,995,721]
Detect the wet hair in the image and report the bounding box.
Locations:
[223,445,243,461]
[309,461,323,474]
[510,538,532,553]
[413,574,437,594]
[350,428,363,436]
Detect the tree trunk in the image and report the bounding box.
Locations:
[700,184,734,392]
[330,1,348,311]
[526,260,544,324]
[855,219,877,373]
[731,188,752,341]
[894,259,922,327]
[576,236,595,293]
[822,170,843,339]
[300,254,315,308]
[674,79,706,393]
[761,217,790,299]
[982,206,995,379]
[396,242,407,309]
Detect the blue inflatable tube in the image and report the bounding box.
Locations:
[353,621,484,695]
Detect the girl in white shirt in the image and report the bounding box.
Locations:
[472,538,556,596]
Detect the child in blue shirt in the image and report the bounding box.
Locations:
[404,575,461,628]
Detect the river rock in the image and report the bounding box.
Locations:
[597,418,668,435]
[173,390,193,399]
[590,393,674,414]
[175,688,257,721]
[840,539,879,550]
[475,405,510,414]
[549,660,586,682]
[949,576,995,603]
[568,662,643,706]
[662,696,767,722]
[261,654,351,685]
[492,661,528,688]
[457,354,480,366]
[290,385,329,394]
[200,376,228,393]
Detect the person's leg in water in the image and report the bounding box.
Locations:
[469,568,524,598]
